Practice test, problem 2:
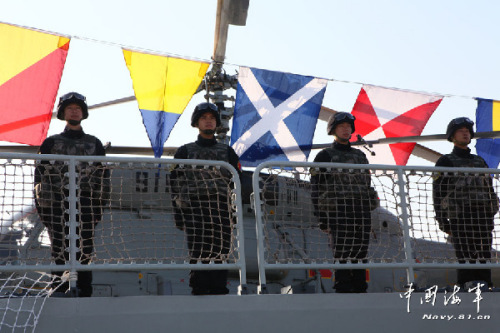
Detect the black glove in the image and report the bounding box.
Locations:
[318,212,329,232]
[313,209,328,231]
[173,207,185,231]
[437,217,451,234]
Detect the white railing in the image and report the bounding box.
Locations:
[252,161,500,293]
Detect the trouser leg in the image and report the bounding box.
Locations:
[76,219,95,297]
[44,216,69,292]
[207,270,229,295]
[207,199,230,294]
[331,203,370,293]
[452,220,493,287]
[186,196,232,295]
[185,201,211,294]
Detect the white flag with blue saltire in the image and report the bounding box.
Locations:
[230,67,328,166]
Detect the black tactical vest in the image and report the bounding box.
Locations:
[35,133,107,207]
[321,146,368,165]
[441,152,497,211]
[179,142,233,197]
[183,142,230,161]
[316,147,371,201]
[49,133,101,156]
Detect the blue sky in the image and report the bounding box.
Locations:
[1,0,499,165]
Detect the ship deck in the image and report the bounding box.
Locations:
[12,292,499,333]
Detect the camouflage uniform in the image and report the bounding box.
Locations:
[34,127,109,296]
[311,141,372,293]
[171,135,240,295]
[433,146,499,287]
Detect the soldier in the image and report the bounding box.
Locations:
[170,102,241,295]
[311,112,374,293]
[433,117,499,289]
[34,92,109,297]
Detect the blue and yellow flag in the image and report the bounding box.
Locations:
[123,50,209,157]
[475,98,500,168]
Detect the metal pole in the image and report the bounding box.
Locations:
[396,167,416,286]
[252,163,269,294]
[230,166,248,295]
[66,158,79,296]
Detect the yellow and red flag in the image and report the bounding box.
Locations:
[0,23,70,145]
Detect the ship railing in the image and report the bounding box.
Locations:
[0,153,247,294]
[252,161,500,294]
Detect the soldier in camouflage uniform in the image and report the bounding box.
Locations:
[170,103,241,295]
[433,117,499,289]
[311,112,373,293]
[34,92,109,297]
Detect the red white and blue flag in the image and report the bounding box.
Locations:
[351,85,443,165]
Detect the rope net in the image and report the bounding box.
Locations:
[0,158,241,266]
[257,166,500,266]
[94,161,239,265]
[0,272,64,333]
[0,157,242,277]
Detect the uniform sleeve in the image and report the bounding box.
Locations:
[95,138,106,156]
[170,145,188,195]
[227,146,242,177]
[355,149,371,186]
[477,156,499,215]
[313,150,331,163]
[34,137,58,215]
[311,150,332,192]
[169,145,188,230]
[433,156,453,202]
[433,156,453,232]
[173,145,188,160]
[34,138,54,184]
[93,139,110,205]
[311,150,330,195]
[170,145,188,186]
[310,150,331,229]
[359,151,369,165]
[311,150,331,188]
[38,137,53,155]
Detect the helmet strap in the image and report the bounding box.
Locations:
[201,129,216,136]
[67,119,81,126]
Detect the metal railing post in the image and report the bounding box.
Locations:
[226,163,248,295]
[395,167,416,286]
[66,157,79,295]
[252,163,268,294]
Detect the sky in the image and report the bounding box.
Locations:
[1,0,499,165]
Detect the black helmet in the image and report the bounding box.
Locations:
[327,112,356,135]
[56,92,88,120]
[446,117,474,142]
[191,102,221,127]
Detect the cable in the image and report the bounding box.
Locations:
[0,20,496,101]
